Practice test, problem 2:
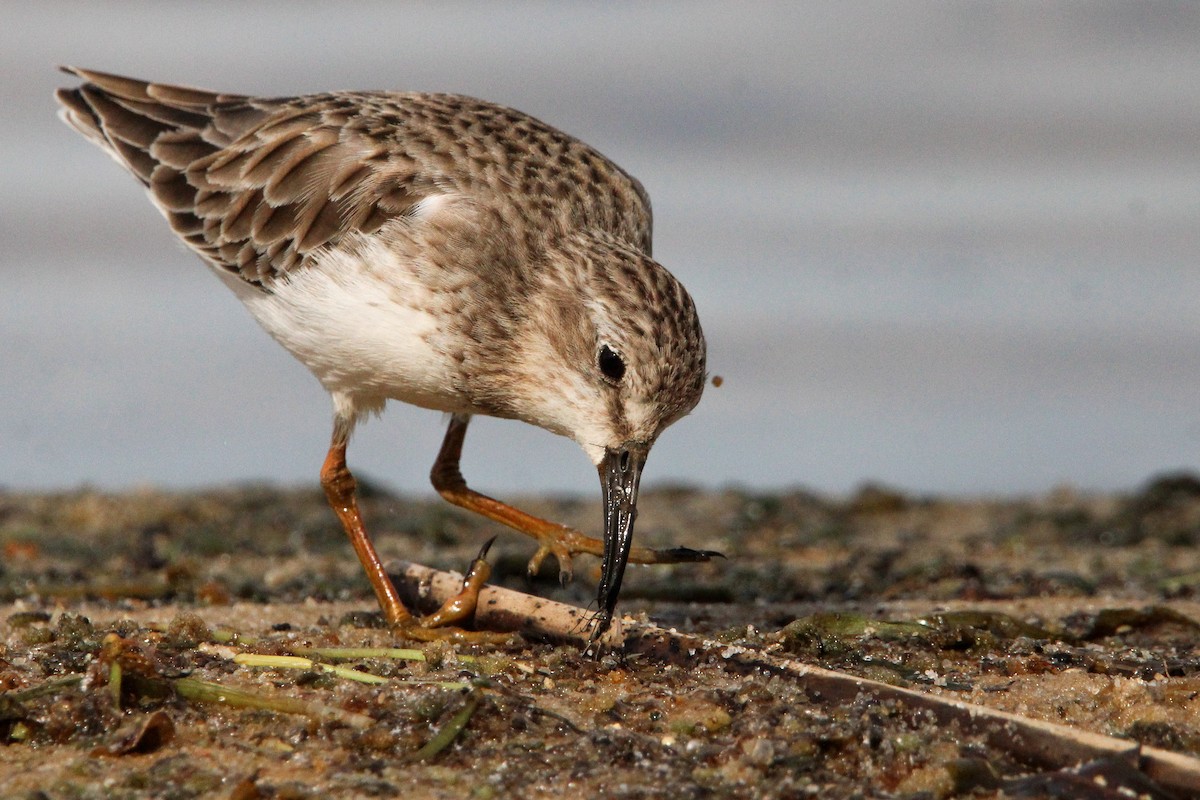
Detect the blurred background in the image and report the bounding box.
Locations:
[3,2,1199,497]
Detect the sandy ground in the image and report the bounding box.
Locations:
[2,475,1200,798]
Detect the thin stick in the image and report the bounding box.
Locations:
[0,674,83,702]
[173,677,373,729]
[108,661,122,710]
[388,559,1200,799]
[233,653,390,685]
[290,646,427,662]
[389,560,624,649]
[412,689,482,761]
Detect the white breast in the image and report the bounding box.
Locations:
[214,236,467,415]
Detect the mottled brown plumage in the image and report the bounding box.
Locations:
[57,67,653,282]
[57,66,713,644]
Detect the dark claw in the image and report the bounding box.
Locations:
[526,555,574,587]
[475,535,498,562]
[461,536,497,590]
[658,547,726,562]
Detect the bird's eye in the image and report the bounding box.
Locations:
[598,344,626,382]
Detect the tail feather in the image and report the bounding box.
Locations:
[60,65,236,108]
[56,67,234,184]
[55,67,465,285]
[55,85,108,150]
[55,67,272,278]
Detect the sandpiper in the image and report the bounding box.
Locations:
[56,67,715,642]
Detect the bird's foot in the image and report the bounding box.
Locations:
[389,537,513,645]
[525,525,726,586]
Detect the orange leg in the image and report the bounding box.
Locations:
[320,420,498,640]
[430,414,720,584]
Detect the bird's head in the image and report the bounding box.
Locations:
[501,232,706,638]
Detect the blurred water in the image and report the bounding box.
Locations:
[3,2,1200,496]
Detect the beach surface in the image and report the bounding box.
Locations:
[2,478,1200,797]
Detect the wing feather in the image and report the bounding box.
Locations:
[56,66,656,287]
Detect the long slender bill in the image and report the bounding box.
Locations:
[591,445,647,646]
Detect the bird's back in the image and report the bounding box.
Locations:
[56,67,654,287]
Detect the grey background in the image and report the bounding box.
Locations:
[4,2,1199,497]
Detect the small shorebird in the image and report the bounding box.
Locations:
[56,67,715,642]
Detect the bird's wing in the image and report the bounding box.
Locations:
[56,67,655,285]
[56,67,461,285]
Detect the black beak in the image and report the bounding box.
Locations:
[593,444,646,641]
